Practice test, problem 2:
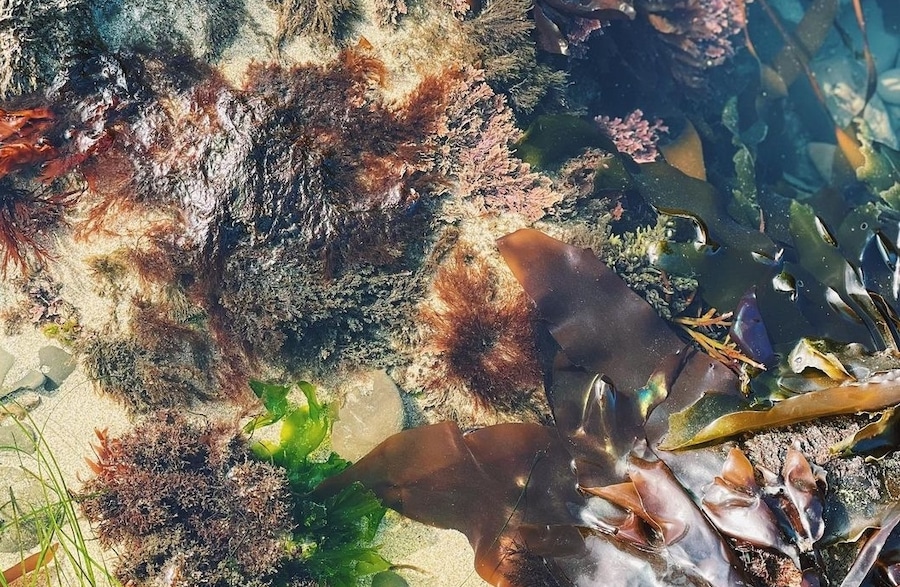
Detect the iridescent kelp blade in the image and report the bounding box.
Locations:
[497,228,680,394]
[497,228,741,444]
[315,421,586,586]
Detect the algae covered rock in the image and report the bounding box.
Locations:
[91,0,248,61]
[0,0,94,98]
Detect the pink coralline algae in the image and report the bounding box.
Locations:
[430,69,560,221]
[641,0,748,86]
[594,109,668,163]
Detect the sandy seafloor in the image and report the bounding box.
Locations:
[0,0,495,584]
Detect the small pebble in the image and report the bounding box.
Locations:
[38,345,76,391]
[1,392,42,421]
[0,347,12,387]
[2,370,45,399]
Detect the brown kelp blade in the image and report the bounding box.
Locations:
[702,448,798,561]
[497,228,741,444]
[2,543,58,583]
[315,421,586,586]
[632,161,777,258]
[839,504,900,587]
[833,407,900,458]
[497,228,681,394]
[659,120,706,181]
[544,352,684,487]
[624,456,753,586]
[661,380,900,449]
[582,456,754,586]
[757,0,838,92]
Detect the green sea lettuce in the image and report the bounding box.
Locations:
[247,380,389,586]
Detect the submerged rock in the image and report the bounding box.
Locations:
[2,370,45,398]
[814,56,898,148]
[0,420,36,454]
[92,0,249,62]
[38,345,76,391]
[331,370,405,462]
[0,393,41,421]
[0,348,12,387]
[0,465,48,552]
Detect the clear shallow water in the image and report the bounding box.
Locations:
[1,0,900,586]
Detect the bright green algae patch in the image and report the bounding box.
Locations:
[245,381,390,587]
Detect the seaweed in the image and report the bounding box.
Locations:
[79,381,388,587]
[79,301,218,414]
[245,381,390,586]
[633,0,748,89]
[79,412,295,587]
[662,342,900,450]
[460,0,568,114]
[0,107,75,274]
[270,0,360,48]
[372,0,407,27]
[319,230,761,586]
[428,68,559,220]
[700,446,826,573]
[47,48,458,373]
[530,0,635,57]
[840,504,900,587]
[419,246,542,410]
[320,222,900,584]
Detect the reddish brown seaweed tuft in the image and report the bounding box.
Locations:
[79,411,293,587]
[420,247,542,409]
[0,106,72,273]
[79,300,219,414]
